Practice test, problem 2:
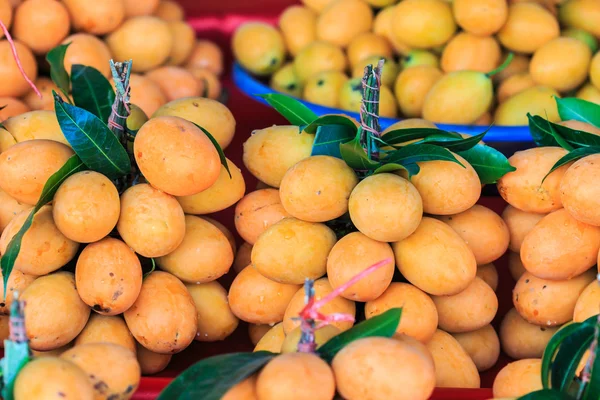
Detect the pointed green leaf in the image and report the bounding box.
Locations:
[543,146,600,183]
[318,308,402,363]
[551,323,594,391]
[553,122,600,148]
[381,128,461,146]
[304,114,358,134]
[71,64,115,123]
[541,320,587,388]
[556,97,600,128]
[457,144,515,185]
[311,125,355,159]
[582,314,600,400]
[46,43,71,101]
[384,144,463,171]
[339,135,381,171]
[416,130,488,152]
[257,93,318,125]
[1,155,86,294]
[529,114,600,149]
[193,123,231,179]
[373,163,408,175]
[528,113,572,149]
[54,94,130,180]
[517,389,574,400]
[157,352,275,400]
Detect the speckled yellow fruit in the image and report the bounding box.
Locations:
[316,0,373,48]
[3,110,68,145]
[366,283,438,343]
[229,266,300,325]
[453,0,507,36]
[243,125,314,188]
[61,343,140,400]
[126,105,149,132]
[441,33,501,74]
[278,5,316,56]
[477,263,499,292]
[293,41,347,83]
[497,147,569,213]
[497,3,559,54]
[234,189,290,245]
[574,280,600,322]
[558,120,600,136]
[559,0,600,38]
[0,139,74,205]
[392,0,456,49]
[513,269,595,326]
[251,217,336,284]
[254,322,285,353]
[502,206,546,253]
[1,206,79,276]
[497,73,536,103]
[426,329,480,388]
[352,56,398,88]
[63,0,124,35]
[0,39,37,97]
[301,0,335,12]
[438,205,510,265]
[493,359,542,398]
[233,22,285,76]
[21,272,90,351]
[0,268,35,314]
[186,281,239,342]
[136,342,172,375]
[270,63,303,97]
[284,278,355,333]
[75,314,136,354]
[0,0,11,40]
[124,271,197,354]
[0,188,30,232]
[333,337,436,400]
[30,344,72,358]
[14,357,94,400]
[327,232,394,302]
[452,325,500,372]
[303,71,348,108]
[394,217,477,296]
[394,65,443,118]
[281,325,340,353]
[349,173,423,242]
[500,308,559,359]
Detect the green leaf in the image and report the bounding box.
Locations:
[528,114,600,149]
[304,114,358,134]
[528,114,572,149]
[318,308,402,363]
[257,93,318,125]
[416,130,488,152]
[543,146,600,183]
[542,321,585,388]
[193,123,231,179]
[551,324,594,391]
[143,258,156,280]
[71,64,115,123]
[1,342,30,400]
[46,43,71,102]
[311,125,355,159]
[384,143,463,178]
[381,128,461,146]
[556,97,600,128]
[582,314,600,400]
[373,163,408,175]
[157,352,275,400]
[518,389,574,400]
[54,94,130,180]
[339,135,381,171]
[1,155,86,294]
[457,144,516,185]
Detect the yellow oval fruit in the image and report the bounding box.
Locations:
[14,357,94,400]
[574,280,600,322]
[233,22,285,76]
[283,278,355,333]
[349,173,423,242]
[333,337,436,400]
[279,155,358,222]
[257,352,336,400]
[117,184,185,258]
[164,20,194,65]
[154,0,184,21]
[494,53,531,83]
[508,251,527,282]
[251,217,336,285]
[513,269,595,326]
[402,50,440,69]
[0,269,35,315]
[441,33,501,74]
[152,97,236,150]
[327,232,395,302]
[0,0,11,40]
[432,277,498,333]
[0,206,79,276]
[530,37,591,92]
[391,0,456,49]
[53,171,120,243]
[500,308,559,359]
[76,238,142,316]
[248,324,270,346]
[438,205,510,265]
[365,282,438,343]
[477,263,499,291]
[293,41,347,83]
[229,266,300,325]
[75,314,136,354]
[497,147,569,213]
[0,188,30,232]
[0,97,29,120]
[157,215,233,283]
[0,127,16,153]
[145,66,201,101]
[185,40,224,76]
[137,342,172,375]
[278,5,317,56]
[234,189,290,245]
[63,0,124,35]
[124,0,159,16]
[394,217,477,296]
[303,70,348,108]
[125,104,149,132]
[223,376,258,400]
[192,67,223,100]
[21,272,90,351]
[62,33,112,78]
[382,119,437,135]
[124,271,197,354]
[254,322,285,353]
[453,0,508,36]
[123,74,167,118]
[280,325,340,353]
[271,63,303,98]
[12,0,70,55]
[493,359,543,398]
[316,0,373,48]
[560,154,600,226]
[498,3,559,54]
[0,139,73,205]
[186,281,239,342]
[559,0,600,38]
[426,329,480,388]
[577,83,600,104]
[61,343,140,400]
[0,39,37,98]
[452,325,500,372]
[502,205,546,253]
[243,125,314,187]
[3,110,67,145]
[301,0,336,12]
[351,56,398,88]
[394,65,443,117]
[106,16,172,73]
[497,73,536,103]
[347,32,392,69]
[373,5,412,55]
[202,217,236,258]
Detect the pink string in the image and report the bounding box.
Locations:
[0,20,41,98]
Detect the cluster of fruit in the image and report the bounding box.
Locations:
[0,0,223,120]
[233,0,600,126]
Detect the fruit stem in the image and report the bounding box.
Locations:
[297,279,318,354]
[485,53,514,78]
[360,59,384,161]
[108,59,133,142]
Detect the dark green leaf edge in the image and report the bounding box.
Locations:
[193,123,231,179]
[46,43,72,103]
[542,146,600,184]
[555,97,600,128]
[304,115,358,134]
[339,134,381,171]
[256,93,318,126]
[70,64,116,123]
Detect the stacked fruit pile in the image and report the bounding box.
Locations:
[0,0,223,121]
[233,0,600,126]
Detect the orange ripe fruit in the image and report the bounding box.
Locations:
[0,40,37,97]
[123,0,159,17]
[0,0,12,39]
[121,74,167,117]
[185,40,224,76]
[62,34,112,78]
[23,78,62,111]
[12,0,70,54]
[154,0,184,21]
[0,97,29,120]
[145,66,201,101]
[63,0,125,35]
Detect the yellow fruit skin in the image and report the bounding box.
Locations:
[303,71,348,108]
[185,40,224,76]
[498,3,559,54]
[559,0,600,38]
[293,41,347,84]
[63,0,125,35]
[494,53,530,83]
[494,86,561,126]
[426,330,480,388]
[493,359,543,398]
[223,376,258,400]
[453,0,508,36]
[248,324,270,346]
[574,280,600,322]
[0,269,34,315]
[452,325,501,372]
[0,187,30,232]
[373,5,412,55]
[254,322,285,353]
[392,0,456,49]
[560,154,600,226]
[12,0,70,54]
[270,63,303,98]
[477,263,499,292]
[234,189,290,245]
[121,74,166,118]
[62,33,112,78]
[280,325,340,353]
[316,0,373,48]
[233,23,285,76]
[441,33,501,73]
[508,251,526,282]
[136,342,172,375]
[154,1,184,22]
[590,52,600,91]
[301,0,335,12]
[146,66,201,101]
[0,127,15,153]
[278,5,317,56]
[497,73,536,103]
[394,66,443,118]
[0,39,37,97]
[75,314,137,354]
[3,110,68,146]
[186,281,239,342]
[347,33,393,68]
[502,205,546,253]
[352,56,398,87]
[500,308,559,359]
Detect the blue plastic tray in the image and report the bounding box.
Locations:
[233,62,534,143]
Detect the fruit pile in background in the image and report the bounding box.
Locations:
[0,0,223,121]
[233,0,600,126]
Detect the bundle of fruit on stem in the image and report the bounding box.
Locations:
[233,0,600,126]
